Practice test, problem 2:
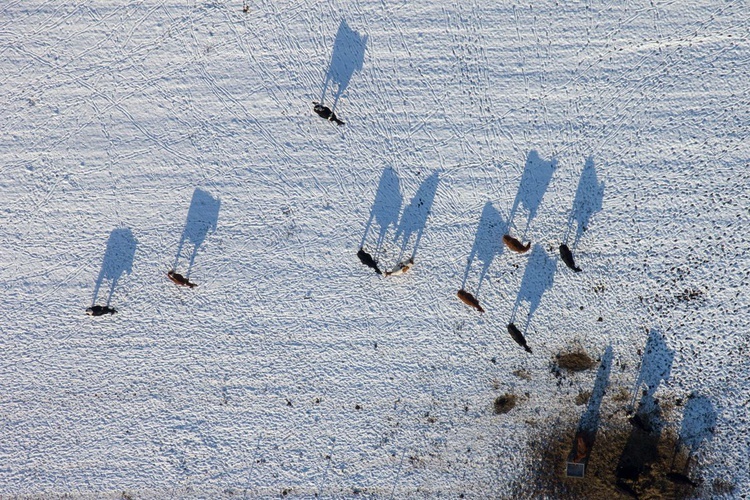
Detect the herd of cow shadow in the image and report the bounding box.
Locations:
[357,151,605,355]
[315,20,604,356]
[356,159,713,491]
[86,19,716,492]
[566,330,716,494]
[358,168,439,277]
[319,20,715,494]
[87,188,220,316]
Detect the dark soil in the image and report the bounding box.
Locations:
[494,394,517,414]
[515,411,705,499]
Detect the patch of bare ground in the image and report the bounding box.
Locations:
[555,350,596,372]
[515,410,707,499]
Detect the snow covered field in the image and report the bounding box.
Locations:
[1,0,748,497]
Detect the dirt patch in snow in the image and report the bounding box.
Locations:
[516,410,712,499]
[554,349,596,373]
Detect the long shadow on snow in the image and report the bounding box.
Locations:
[92,228,137,307]
[393,172,439,263]
[174,188,221,278]
[568,345,613,469]
[321,20,367,111]
[564,157,604,249]
[461,201,507,298]
[677,394,716,461]
[615,328,674,483]
[510,243,555,331]
[616,389,666,482]
[509,150,557,239]
[360,167,402,258]
[630,328,674,410]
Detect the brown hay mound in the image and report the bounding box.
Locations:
[494,394,517,414]
[556,350,596,372]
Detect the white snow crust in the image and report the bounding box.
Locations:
[0,1,748,498]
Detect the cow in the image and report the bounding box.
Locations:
[507,322,532,353]
[502,234,531,253]
[168,270,197,288]
[86,305,117,316]
[385,258,414,277]
[313,102,345,126]
[457,289,484,313]
[357,248,382,275]
[559,243,582,272]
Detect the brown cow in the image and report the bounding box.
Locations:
[168,270,197,288]
[503,234,531,253]
[385,258,414,277]
[457,289,484,313]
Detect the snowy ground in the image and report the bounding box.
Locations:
[1,0,748,498]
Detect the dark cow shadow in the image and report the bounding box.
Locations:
[508,151,557,239]
[393,172,439,263]
[616,390,665,483]
[174,188,221,278]
[361,167,402,258]
[510,244,556,330]
[564,157,604,249]
[461,201,507,297]
[615,329,674,483]
[92,228,137,307]
[677,394,716,461]
[321,20,367,111]
[568,345,613,474]
[630,328,674,410]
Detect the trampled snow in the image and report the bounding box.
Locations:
[0,1,748,498]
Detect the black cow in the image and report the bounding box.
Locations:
[559,243,582,272]
[313,102,345,125]
[86,305,117,316]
